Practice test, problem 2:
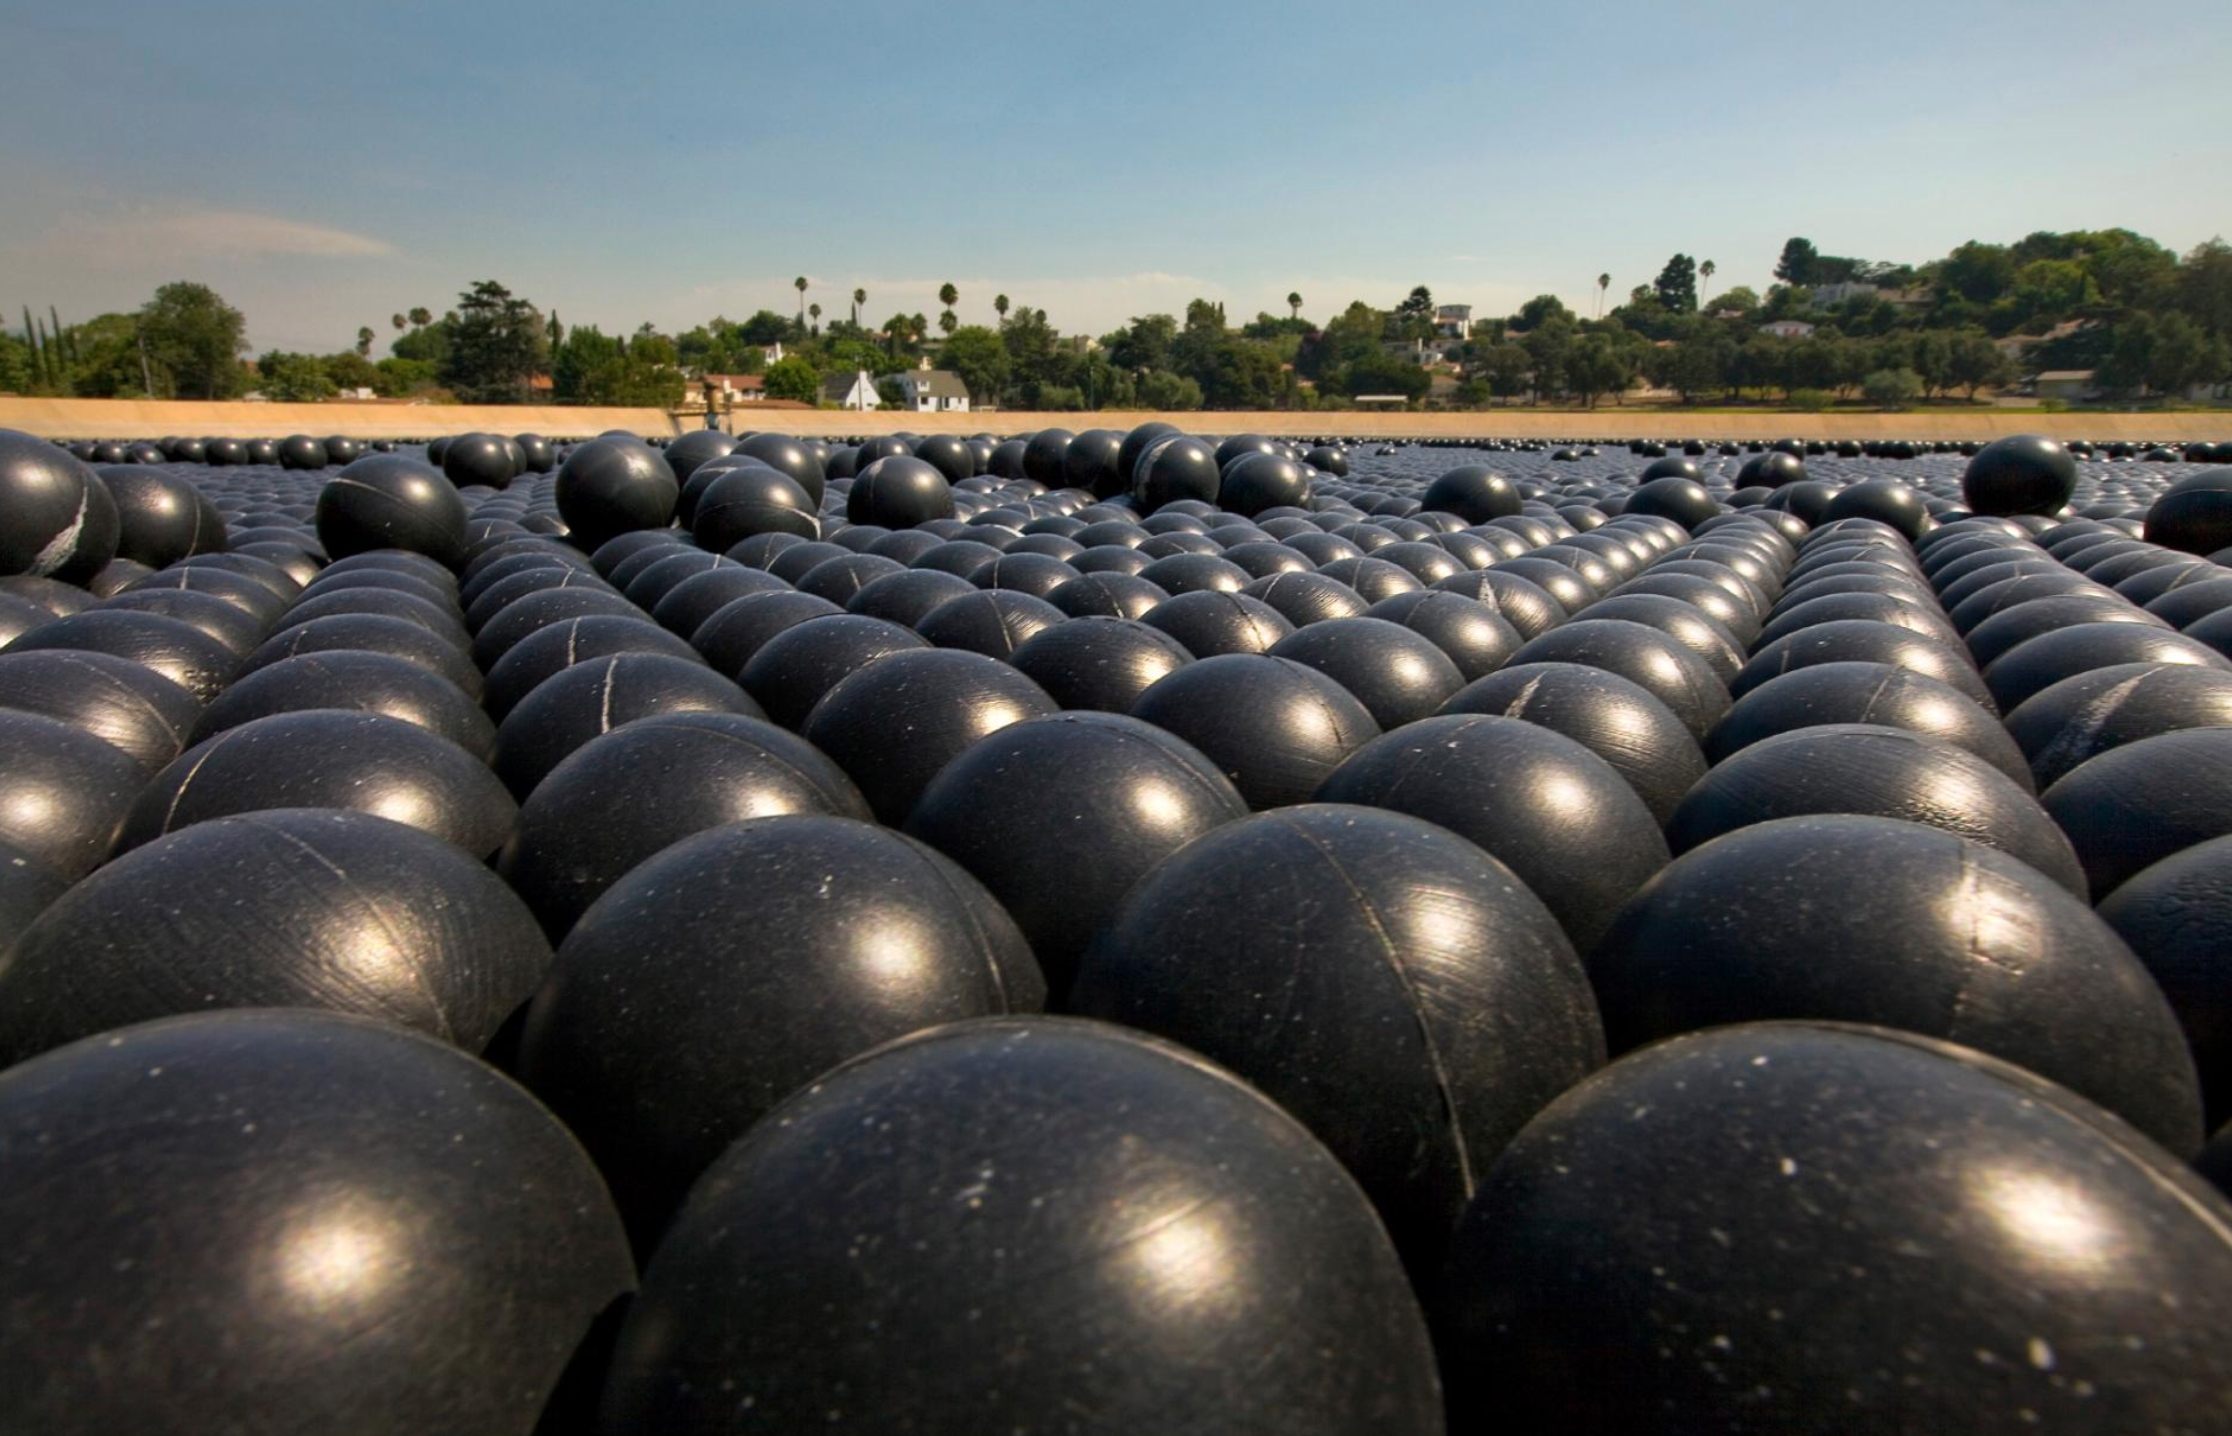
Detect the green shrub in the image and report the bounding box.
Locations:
[1862,367,1922,410]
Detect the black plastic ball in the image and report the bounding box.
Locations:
[1736,618,1996,712]
[1821,479,1931,539]
[913,432,976,485]
[1129,653,1380,810]
[1264,616,1463,730]
[661,429,736,484]
[96,586,266,659]
[738,613,929,728]
[2098,835,2232,1128]
[1218,452,1313,516]
[1982,621,2229,714]
[497,711,868,938]
[491,652,763,798]
[1132,436,1220,513]
[1058,428,1125,496]
[1444,661,1707,824]
[1009,615,1192,713]
[1436,1020,2232,1435]
[2144,469,2232,555]
[1737,449,1808,488]
[1441,568,1568,641]
[2041,727,2232,899]
[801,647,1058,823]
[1708,659,2032,790]
[1116,421,1180,481]
[1421,465,1520,523]
[1072,803,1601,1272]
[2005,661,2232,789]
[1139,588,1294,656]
[196,646,490,755]
[0,648,202,775]
[849,454,955,527]
[276,434,326,470]
[0,809,548,1064]
[0,1008,633,1436]
[0,430,115,582]
[692,461,822,551]
[518,815,1043,1245]
[314,455,468,568]
[732,432,826,506]
[648,564,788,637]
[554,438,679,548]
[905,711,1245,995]
[1965,594,2162,669]
[596,1017,1440,1435]
[1316,713,1666,952]
[442,432,517,490]
[1508,618,1731,741]
[1579,591,1746,683]
[1355,589,1520,682]
[121,710,515,859]
[1639,455,1703,482]
[1241,569,1371,627]
[1625,476,1720,530]
[1590,814,2200,1149]
[100,467,226,567]
[1668,724,2083,890]
[241,611,480,701]
[0,710,145,880]
[1962,434,2079,516]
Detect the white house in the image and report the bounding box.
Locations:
[1758,320,1817,340]
[886,368,972,413]
[1434,304,1472,339]
[821,370,881,410]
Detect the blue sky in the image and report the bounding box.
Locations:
[4,0,2228,355]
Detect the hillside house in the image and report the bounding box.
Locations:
[821,370,881,410]
[885,368,972,413]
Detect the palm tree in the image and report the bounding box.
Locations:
[390,313,405,332]
[794,276,808,329]
[1288,291,1303,321]
[1596,274,1610,319]
[852,287,866,326]
[408,306,431,328]
[994,294,1010,323]
[355,326,374,356]
[1699,259,1717,307]
[809,302,822,335]
[937,282,959,332]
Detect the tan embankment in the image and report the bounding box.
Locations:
[2,397,2225,443]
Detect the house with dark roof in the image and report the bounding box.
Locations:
[884,368,972,413]
[822,371,881,409]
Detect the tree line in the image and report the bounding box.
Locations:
[11,229,2228,413]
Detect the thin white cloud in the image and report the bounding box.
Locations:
[33,206,396,266]
[1447,254,1494,263]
